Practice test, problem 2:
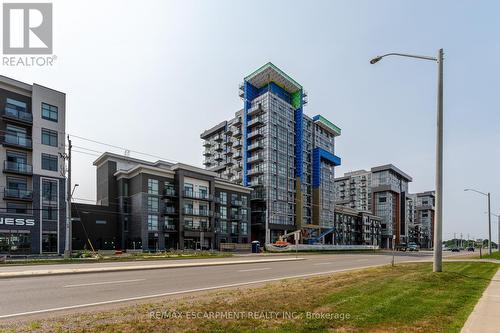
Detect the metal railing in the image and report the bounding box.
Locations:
[183,190,211,200]
[4,188,33,200]
[3,161,32,174]
[2,108,33,123]
[2,133,32,148]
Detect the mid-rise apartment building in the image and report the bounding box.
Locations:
[334,164,412,248]
[333,205,381,246]
[0,76,66,255]
[408,191,435,248]
[201,63,341,244]
[73,153,251,251]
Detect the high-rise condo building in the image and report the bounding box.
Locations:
[201,63,341,244]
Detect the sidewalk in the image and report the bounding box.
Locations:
[0,257,304,279]
[461,267,500,333]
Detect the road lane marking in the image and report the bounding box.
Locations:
[313,262,333,265]
[64,279,145,288]
[0,263,391,319]
[237,268,271,272]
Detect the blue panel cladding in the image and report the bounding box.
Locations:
[294,90,303,182]
[258,82,291,104]
[243,81,259,186]
[312,147,342,188]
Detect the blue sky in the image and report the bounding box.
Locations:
[3,0,499,240]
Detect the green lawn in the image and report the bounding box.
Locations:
[482,251,500,260]
[5,261,497,333]
[0,251,232,266]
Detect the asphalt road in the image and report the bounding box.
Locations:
[0,251,465,321]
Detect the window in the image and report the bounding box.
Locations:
[378,197,387,203]
[6,202,28,214]
[42,180,57,201]
[184,183,193,196]
[147,196,159,212]
[219,192,227,205]
[147,215,158,230]
[148,179,158,195]
[241,195,248,207]
[199,185,208,199]
[240,222,248,235]
[42,205,58,221]
[41,153,58,171]
[42,179,58,222]
[220,220,227,233]
[41,128,58,147]
[219,206,227,219]
[41,103,58,122]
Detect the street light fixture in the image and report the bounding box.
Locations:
[370,49,444,272]
[464,188,492,255]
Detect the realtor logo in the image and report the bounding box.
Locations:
[3,3,52,54]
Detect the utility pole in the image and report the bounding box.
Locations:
[64,136,72,258]
[487,192,492,254]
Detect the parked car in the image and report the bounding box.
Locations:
[451,248,460,252]
[395,243,408,251]
[467,247,475,252]
[408,243,419,251]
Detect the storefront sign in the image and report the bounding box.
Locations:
[0,217,35,226]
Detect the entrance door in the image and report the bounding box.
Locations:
[42,233,58,253]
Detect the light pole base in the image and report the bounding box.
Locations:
[64,250,71,259]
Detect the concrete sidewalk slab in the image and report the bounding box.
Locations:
[461,267,500,333]
[0,257,304,279]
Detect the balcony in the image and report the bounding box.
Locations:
[247,141,264,152]
[226,158,234,166]
[231,199,242,207]
[249,178,264,187]
[247,116,264,128]
[247,129,265,140]
[2,108,33,124]
[251,191,266,201]
[247,153,263,164]
[233,140,242,148]
[203,141,211,147]
[233,152,242,160]
[203,161,212,167]
[183,190,211,201]
[2,133,32,150]
[214,154,223,161]
[203,149,212,156]
[183,207,212,217]
[4,188,33,201]
[184,222,211,232]
[3,161,32,175]
[247,104,264,117]
[164,206,177,215]
[247,167,264,176]
[233,129,242,137]
[164,187,176,197]
[164,224,177,231]
[215,144,223,152]
[214,134,223,142]
[234,163,242,171]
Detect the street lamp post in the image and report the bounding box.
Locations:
[370,49,444,272]
[490,212,500,252]
[465,188,492,255]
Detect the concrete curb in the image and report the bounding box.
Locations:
[0,257,305,279]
